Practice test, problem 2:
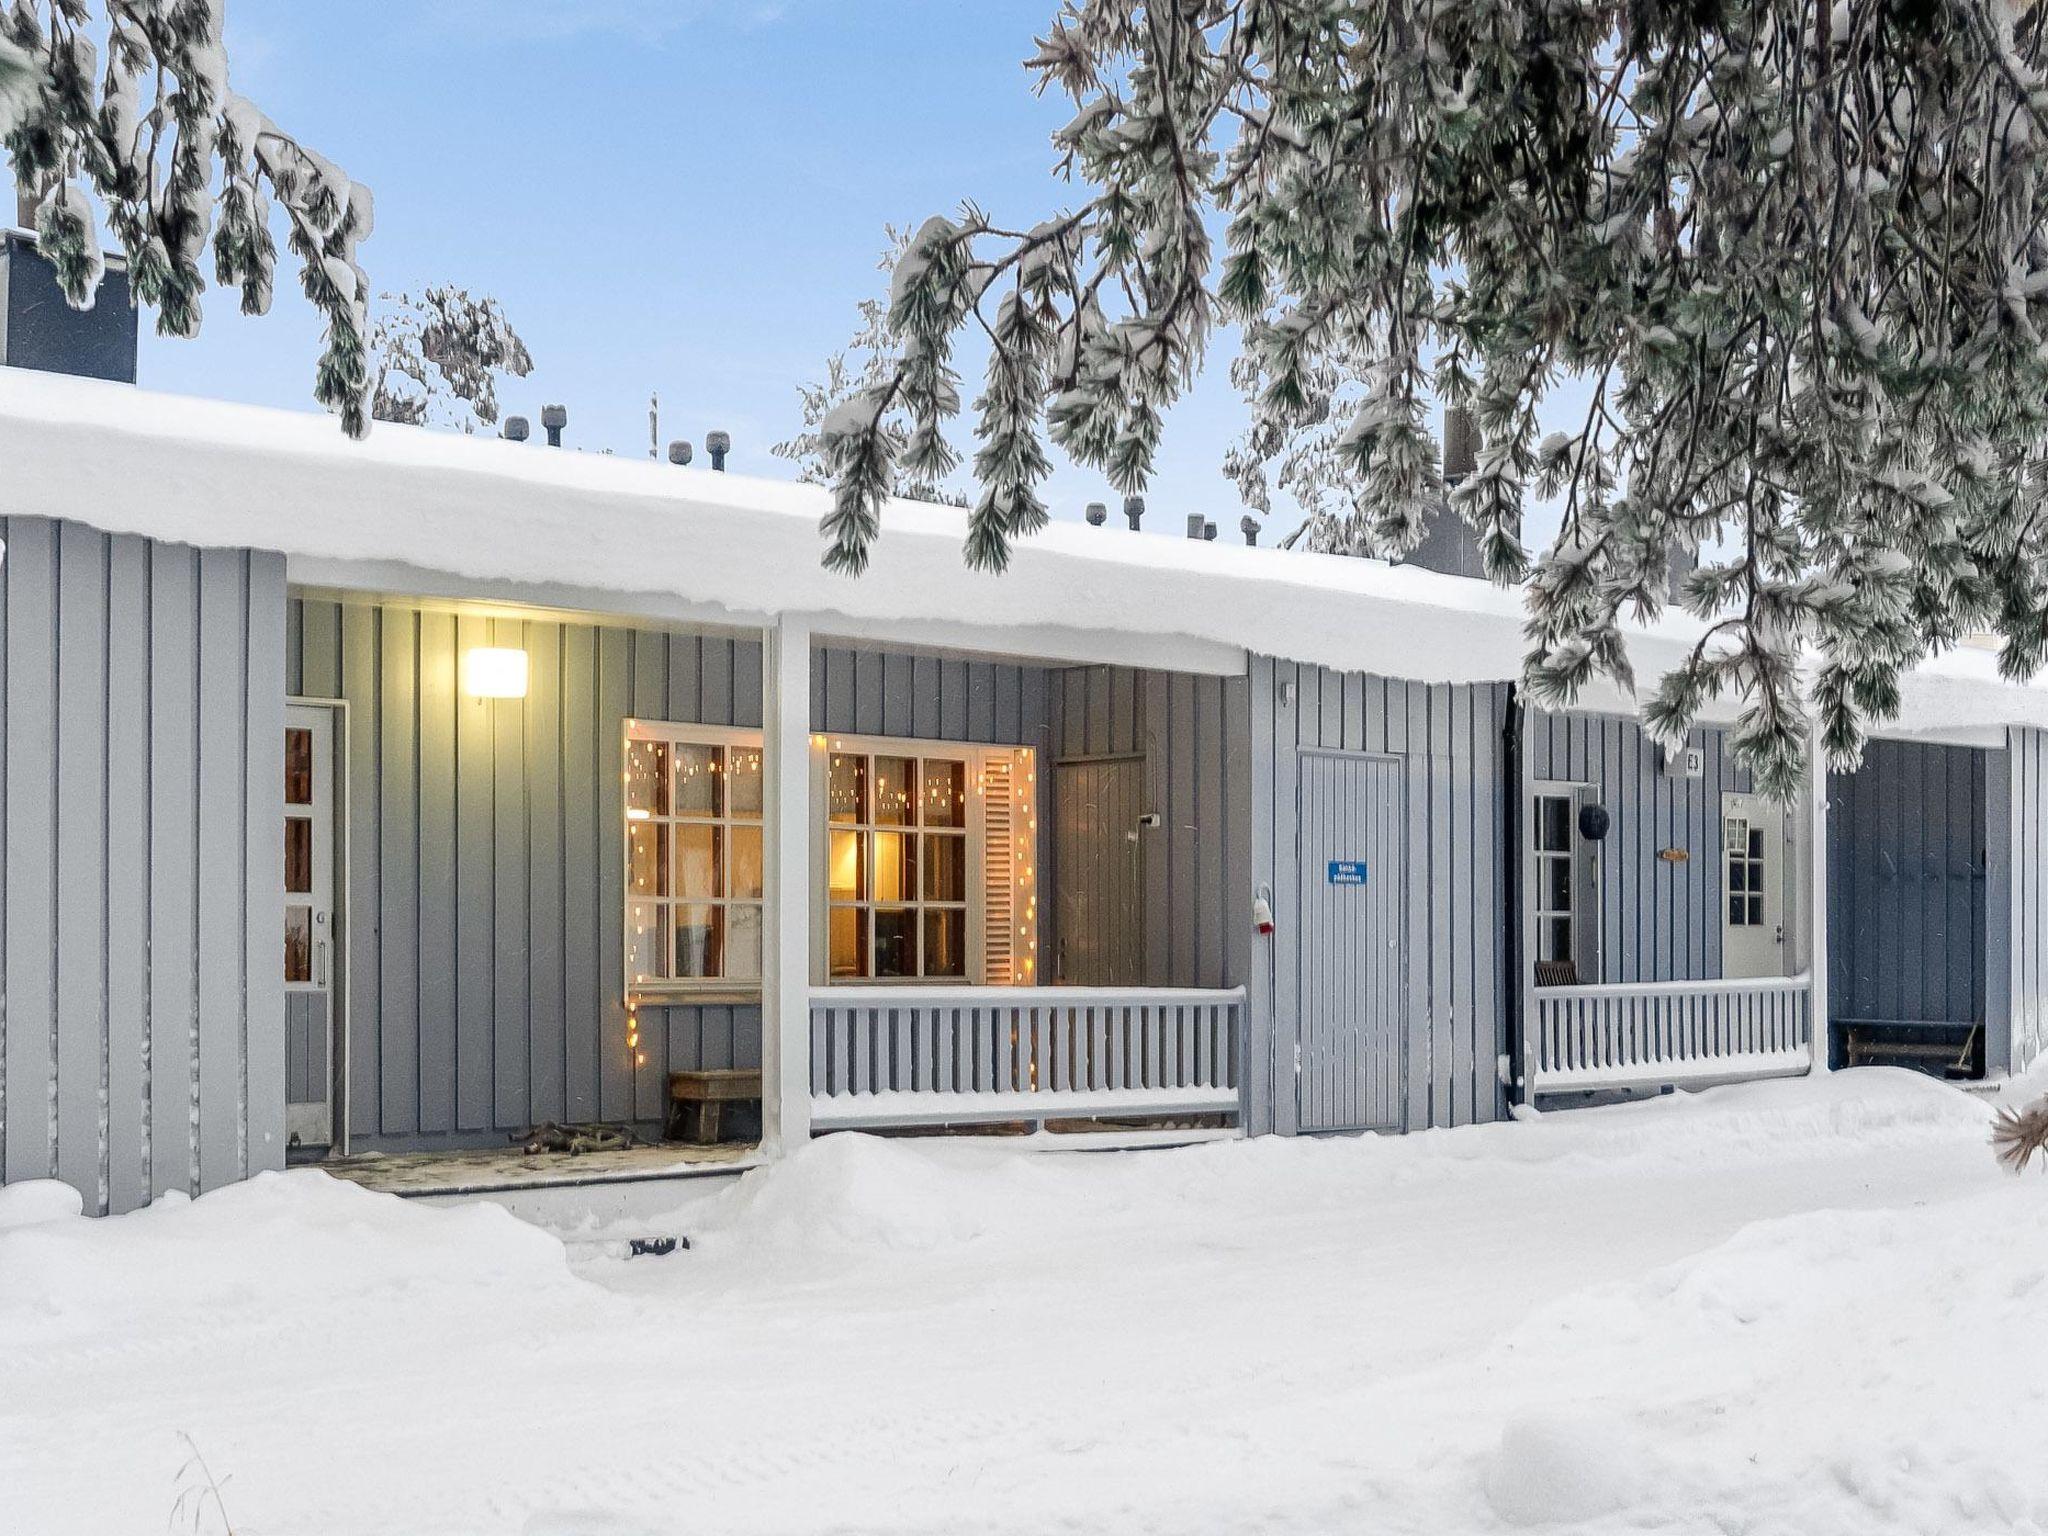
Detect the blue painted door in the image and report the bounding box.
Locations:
[1297,752,1407,1132]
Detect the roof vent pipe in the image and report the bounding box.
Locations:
[668,440,693,466]
[503,415,529,443]
[1123,495,1144,531]
[1203,520,1218,542]
[1240,516,1259,546]
[707,430,731,471]
[541,404,567,447]
[1085,502,1107,527]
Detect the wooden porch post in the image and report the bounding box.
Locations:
[760,616,813,1153]
[1806,716,1831,1075]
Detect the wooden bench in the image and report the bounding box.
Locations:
[667,1069,762,1145]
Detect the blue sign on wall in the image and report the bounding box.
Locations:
[1327,860,1368,885]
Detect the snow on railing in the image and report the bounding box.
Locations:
[1529,974,1813,1096]
[810,985,1245,1130]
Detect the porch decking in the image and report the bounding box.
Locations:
[318,1140,757,1197]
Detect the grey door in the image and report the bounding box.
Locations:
[284,703,338,1149]
[1297,751,1406,1132]
[1054,756,1147,984]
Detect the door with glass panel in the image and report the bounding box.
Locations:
[1721,792,1786,978]
[283,704,338,1149]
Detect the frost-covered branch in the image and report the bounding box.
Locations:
[370,285,532,432]
[827,0,2048,794]
[3,1,373,434]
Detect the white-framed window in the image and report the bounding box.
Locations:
[814,734,1038,986]
[1725,815,1766,928]
[623,721,765,996]
[1530,782,1598,984]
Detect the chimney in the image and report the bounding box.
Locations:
[668,440,693,466]
[707,430,731,471]
[1394,405,1517,581]
[1443,404,1478,486]
[541,404,567,447]
[503,415,529,442]
[1240,516,1259,546]
[1123,495,1144,531]
[1085,502,1107,527]
[1186,513,1205,540]
[0,223,139,384]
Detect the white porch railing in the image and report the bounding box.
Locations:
[1529,974,1813,1096]
[810,986,1246,1130]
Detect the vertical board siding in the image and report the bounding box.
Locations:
[1523,709,1752,985]
[0,517,283,1214]
[1988,731,2048,1076]
[297,596,769,1152]
[1046,665,1249,993]
[1247,658,1508,1137]
[1827,739,1987,1029]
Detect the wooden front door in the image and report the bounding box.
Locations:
[1053,756,1147,984]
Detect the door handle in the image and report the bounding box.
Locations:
[315,938,328,988]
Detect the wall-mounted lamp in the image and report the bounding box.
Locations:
[462,646,529,699]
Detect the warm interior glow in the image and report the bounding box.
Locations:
[462,646,529,699]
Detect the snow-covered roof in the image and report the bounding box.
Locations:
[0,366,2041,741]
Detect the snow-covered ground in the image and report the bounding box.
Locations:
[3,1069,2043,1536]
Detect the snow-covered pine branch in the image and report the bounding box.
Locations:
[826,0,2048,796]
[2,1,373,434]
[776,226,967,510]
[370,285,533,433]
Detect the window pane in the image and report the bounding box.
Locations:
[674,744,722,816]
[285,817,312,895]
[1539,797,1571,852]
[625,739,668,816]
[729,825,764,900]
[673,904,724,978]
[1547,917,1572,963]
[725,905,763,980]
[285,728,313,807]
[675,824,722,900]
[872,830,917,903]
[829,906,867,978]
[873,907,916,977]
[629,823,668,899]
[728,745,763,817]
[627,900,664,982]
[924,832,966,902]
[1748,895,1765,927]
[829,830,866,902]
[285,905,311,983]
[1748,828,1764,859]
[1544,857,1570,912]
[874,755,915,826]
[829,753,867,824]
[923,908,966,977]
[922,759,966,828]
[1729,895,1745,925]
[1728,859,1747,894]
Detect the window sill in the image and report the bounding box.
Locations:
[628,985,764,1009]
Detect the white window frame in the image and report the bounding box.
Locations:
[1528,780,1600,984]
[812,732,1031,987]
[622,719,766,1004]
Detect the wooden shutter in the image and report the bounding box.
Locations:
[980,748,1036,984]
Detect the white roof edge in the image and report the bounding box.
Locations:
[0,366,2043,739]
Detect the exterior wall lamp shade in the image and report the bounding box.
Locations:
[462,646,529,699]
[1578,803,1611,841]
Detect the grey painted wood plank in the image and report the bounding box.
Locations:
[147,542,198,1197]
[597,627,633,1121]
[340,603,382,1142]
[1,521,52,1187]
[629,630,667,1124]
[195,549,247,1190]
[700,635,735,726]
[732,636,763,729]
[243,552,288,1176]
[55,522,108,1202]
[912,654,941,740]
[495,618,532,1129]
[452,613,494,1131]
[377,604,421,1135]
[938,658,969,741]
[415,611,458,1134]
[560,624,600,1121]
[300,598,342,699]
[525,622,567,1124]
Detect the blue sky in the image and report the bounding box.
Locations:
[130,1,1266,534]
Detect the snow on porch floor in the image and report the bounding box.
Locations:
[317,1138,758,1196]
[4,1069,2047,1536]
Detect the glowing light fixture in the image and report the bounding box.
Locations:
[462,646,528,699]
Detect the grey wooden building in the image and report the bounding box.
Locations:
[4,366,2048,1215]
